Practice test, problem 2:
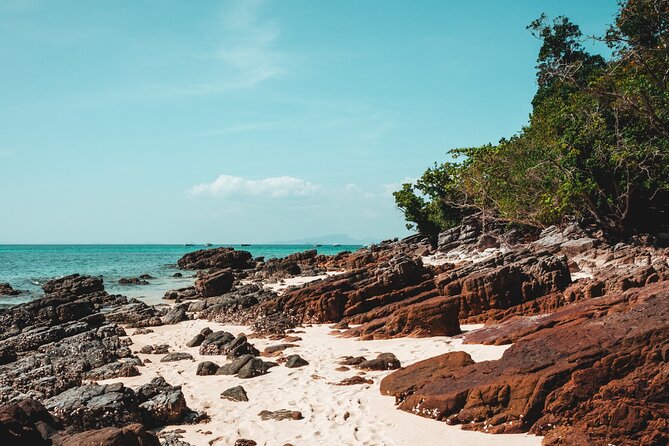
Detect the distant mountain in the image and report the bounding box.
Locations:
[268,234,375,245]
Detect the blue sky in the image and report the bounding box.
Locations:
[0,0,619,243]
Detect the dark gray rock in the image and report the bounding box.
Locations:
[160,352,193,362]
[162,305,188,325]
[140,344,170,354]
[220,385,248,402]
[238,358,274,379]
[186,333,205,348]
[0,283,22,296]
[196,361,219,376]
[357,353,400,371]
[284,355,309,368]
[216,355,254,375]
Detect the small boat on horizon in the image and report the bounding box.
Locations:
[241,243,251,247]
[333,243,341,247]
[184,243,195,247]
[204,243,212,247]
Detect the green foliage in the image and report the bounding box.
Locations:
[393,162,471,246]
[396,0,669,239]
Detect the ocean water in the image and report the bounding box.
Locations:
[0,244,360,306]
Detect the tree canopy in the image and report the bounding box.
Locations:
[396,0,669,244]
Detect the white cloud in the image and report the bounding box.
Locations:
[189,174,320,198]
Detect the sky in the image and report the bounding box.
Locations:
[0,0,620,244]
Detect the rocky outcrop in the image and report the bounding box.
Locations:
[194,269,234,297]
[162,305,188,325]
[0,398,162,446]
[216,355,276,379]
[104,301,164,328]
[199,332,259,358]
[0,275,146,403]
[255,253,460,339]
[193,285,278,325]
[0,272,208,442]
[177,247,254,270]
[163,287,198,301]
[433,248,572,323]
[380,283,669,446]
[118,277,149,285]
[41,274,105,297]
[51,424,160,446]
[0,283,23,297]
[45,378,201,433]
[253,249,323,281]
[0,398,57,446]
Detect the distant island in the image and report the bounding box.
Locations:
[267,234,375,246]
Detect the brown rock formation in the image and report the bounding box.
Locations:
[194,269,234,297]
[177,247,254,270]
[51,424,160,446]
[256,253,460,339]
[380,283,669,445]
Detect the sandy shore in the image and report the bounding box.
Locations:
[100,320,542,446]
[262,273,340,294]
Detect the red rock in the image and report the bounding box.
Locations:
[50,424,160,446]
[256,254,462,339]
[335,376,373,386]
[380,283,669,445]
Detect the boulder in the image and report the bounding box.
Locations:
[140,344,170,354]
[45,383,141,432]
[160,352,193,362]
[186,334,205,347]
[50,424,160,446]
[41,274,104,297]
[177,248,254,270]
[0,398,57,446]
[216,355,254,376]
[162,306,188,325]
[238,358,274,379]
[163,287,197,301]
[194,269,234,297]
[284,355,309,368]
[357,353,400,371]
[0,283,22,296]
[220,386,248,402]
[118,277,149,285]
[196,361,219,376]
[135,377,195,427]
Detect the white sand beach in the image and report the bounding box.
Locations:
[100,321,543,446]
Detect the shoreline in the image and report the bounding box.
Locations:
[1,222,667,445]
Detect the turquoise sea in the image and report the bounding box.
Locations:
[0,244,360,306]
